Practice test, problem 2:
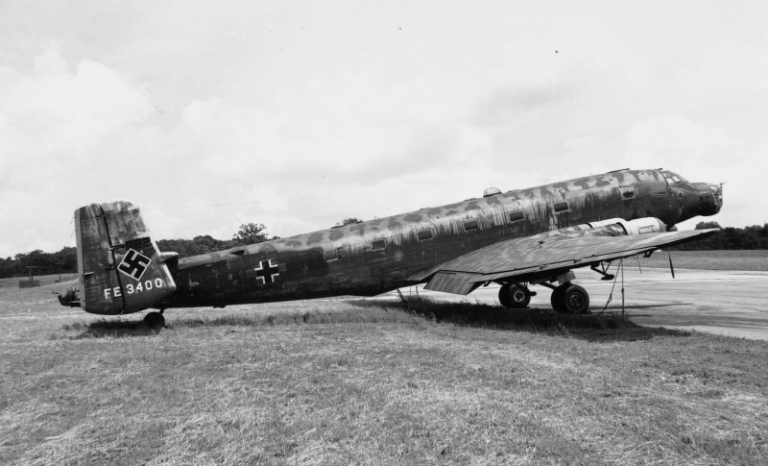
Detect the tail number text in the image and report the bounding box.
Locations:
[104,279,164,299]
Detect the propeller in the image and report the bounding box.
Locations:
[667,248,676,279]
[718,181,725,205]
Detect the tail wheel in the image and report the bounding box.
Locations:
[143,312,165,328]
[499,283,531,309]
[551,283,590,314]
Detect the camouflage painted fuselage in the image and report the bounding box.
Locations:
[161,169,721,308]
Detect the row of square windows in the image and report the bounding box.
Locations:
[366,203,570,251]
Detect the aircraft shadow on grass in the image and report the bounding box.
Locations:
[64,312,315,339]
[351,298,692,343]
[66,319,164,339]
[63,299,692,343]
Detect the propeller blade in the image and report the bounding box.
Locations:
[667,249,676,279]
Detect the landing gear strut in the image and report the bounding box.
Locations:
[143,310,165,328]
[499,283,533,309]
[550,283,590,314]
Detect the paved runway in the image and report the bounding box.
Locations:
[392,267,768,340]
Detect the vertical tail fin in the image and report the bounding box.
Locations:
[72,201,177,315]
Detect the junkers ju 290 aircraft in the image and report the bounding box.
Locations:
[58,168,722,327]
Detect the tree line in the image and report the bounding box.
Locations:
[2,222,766,278]
[675,222,768,251]
[0,223,273,279]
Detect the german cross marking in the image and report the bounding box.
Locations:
[254,259,280,285]
[117,249,151,281]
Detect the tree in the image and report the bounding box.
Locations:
[233,223,269,245]
[695,221,722,230]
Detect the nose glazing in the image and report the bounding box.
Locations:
[690,182,723,216]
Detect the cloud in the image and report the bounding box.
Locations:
[2,1,768,258]
[0,41,153,256]
[622,114,767,228]
[0,41,152,184]
[625,115,745,173]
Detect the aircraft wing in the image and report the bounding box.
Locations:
[420,229,718,295]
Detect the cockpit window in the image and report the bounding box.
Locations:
[662,171,687,185]
[662,170,688,186]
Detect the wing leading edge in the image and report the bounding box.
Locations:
[422,229,718,295]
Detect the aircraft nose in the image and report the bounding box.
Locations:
[691,182,723,216]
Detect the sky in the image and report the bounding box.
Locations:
[1,0,767,258]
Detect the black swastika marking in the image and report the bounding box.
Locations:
[118,249,152,280]
[254,259,280,285]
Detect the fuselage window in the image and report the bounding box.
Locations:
[509,211,524,222]
[622,188,635,199]
[324,247,343,261]
[371,239,386,251]
[554,202,569,213]
[417,230,434,241]
[463,220,479,231]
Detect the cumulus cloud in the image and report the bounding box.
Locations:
[0,41,152,183]
[4,41,150,140]
[0,42,153,256]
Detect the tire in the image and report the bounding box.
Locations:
[562,284,590,314]
[509,284,531,308]
[499,283,531,309]
[550,286,567,313]
[143,312,165,328]
[498,284,512,308]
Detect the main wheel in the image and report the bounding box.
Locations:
[550,285,567,313]
[143,312,165,328]
[553,284,590,314]
[499,283,531,309]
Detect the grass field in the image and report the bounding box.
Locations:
[641,249,768,271]
[1,281,767,465]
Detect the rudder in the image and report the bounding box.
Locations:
[75,201,177,315]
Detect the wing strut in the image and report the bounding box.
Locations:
[667,249,676,279]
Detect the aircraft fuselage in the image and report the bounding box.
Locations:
[159,168,721,309]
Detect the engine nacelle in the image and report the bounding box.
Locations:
[540,217,667,241]
[588,217,665,235]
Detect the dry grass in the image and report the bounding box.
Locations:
[1,283,767,465]
[642,250,768,271]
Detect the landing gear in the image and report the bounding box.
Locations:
[143,311,165,329]
[499,283,533,309]
[550,283,590,314]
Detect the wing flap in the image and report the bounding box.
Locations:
[423,271,481,295]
